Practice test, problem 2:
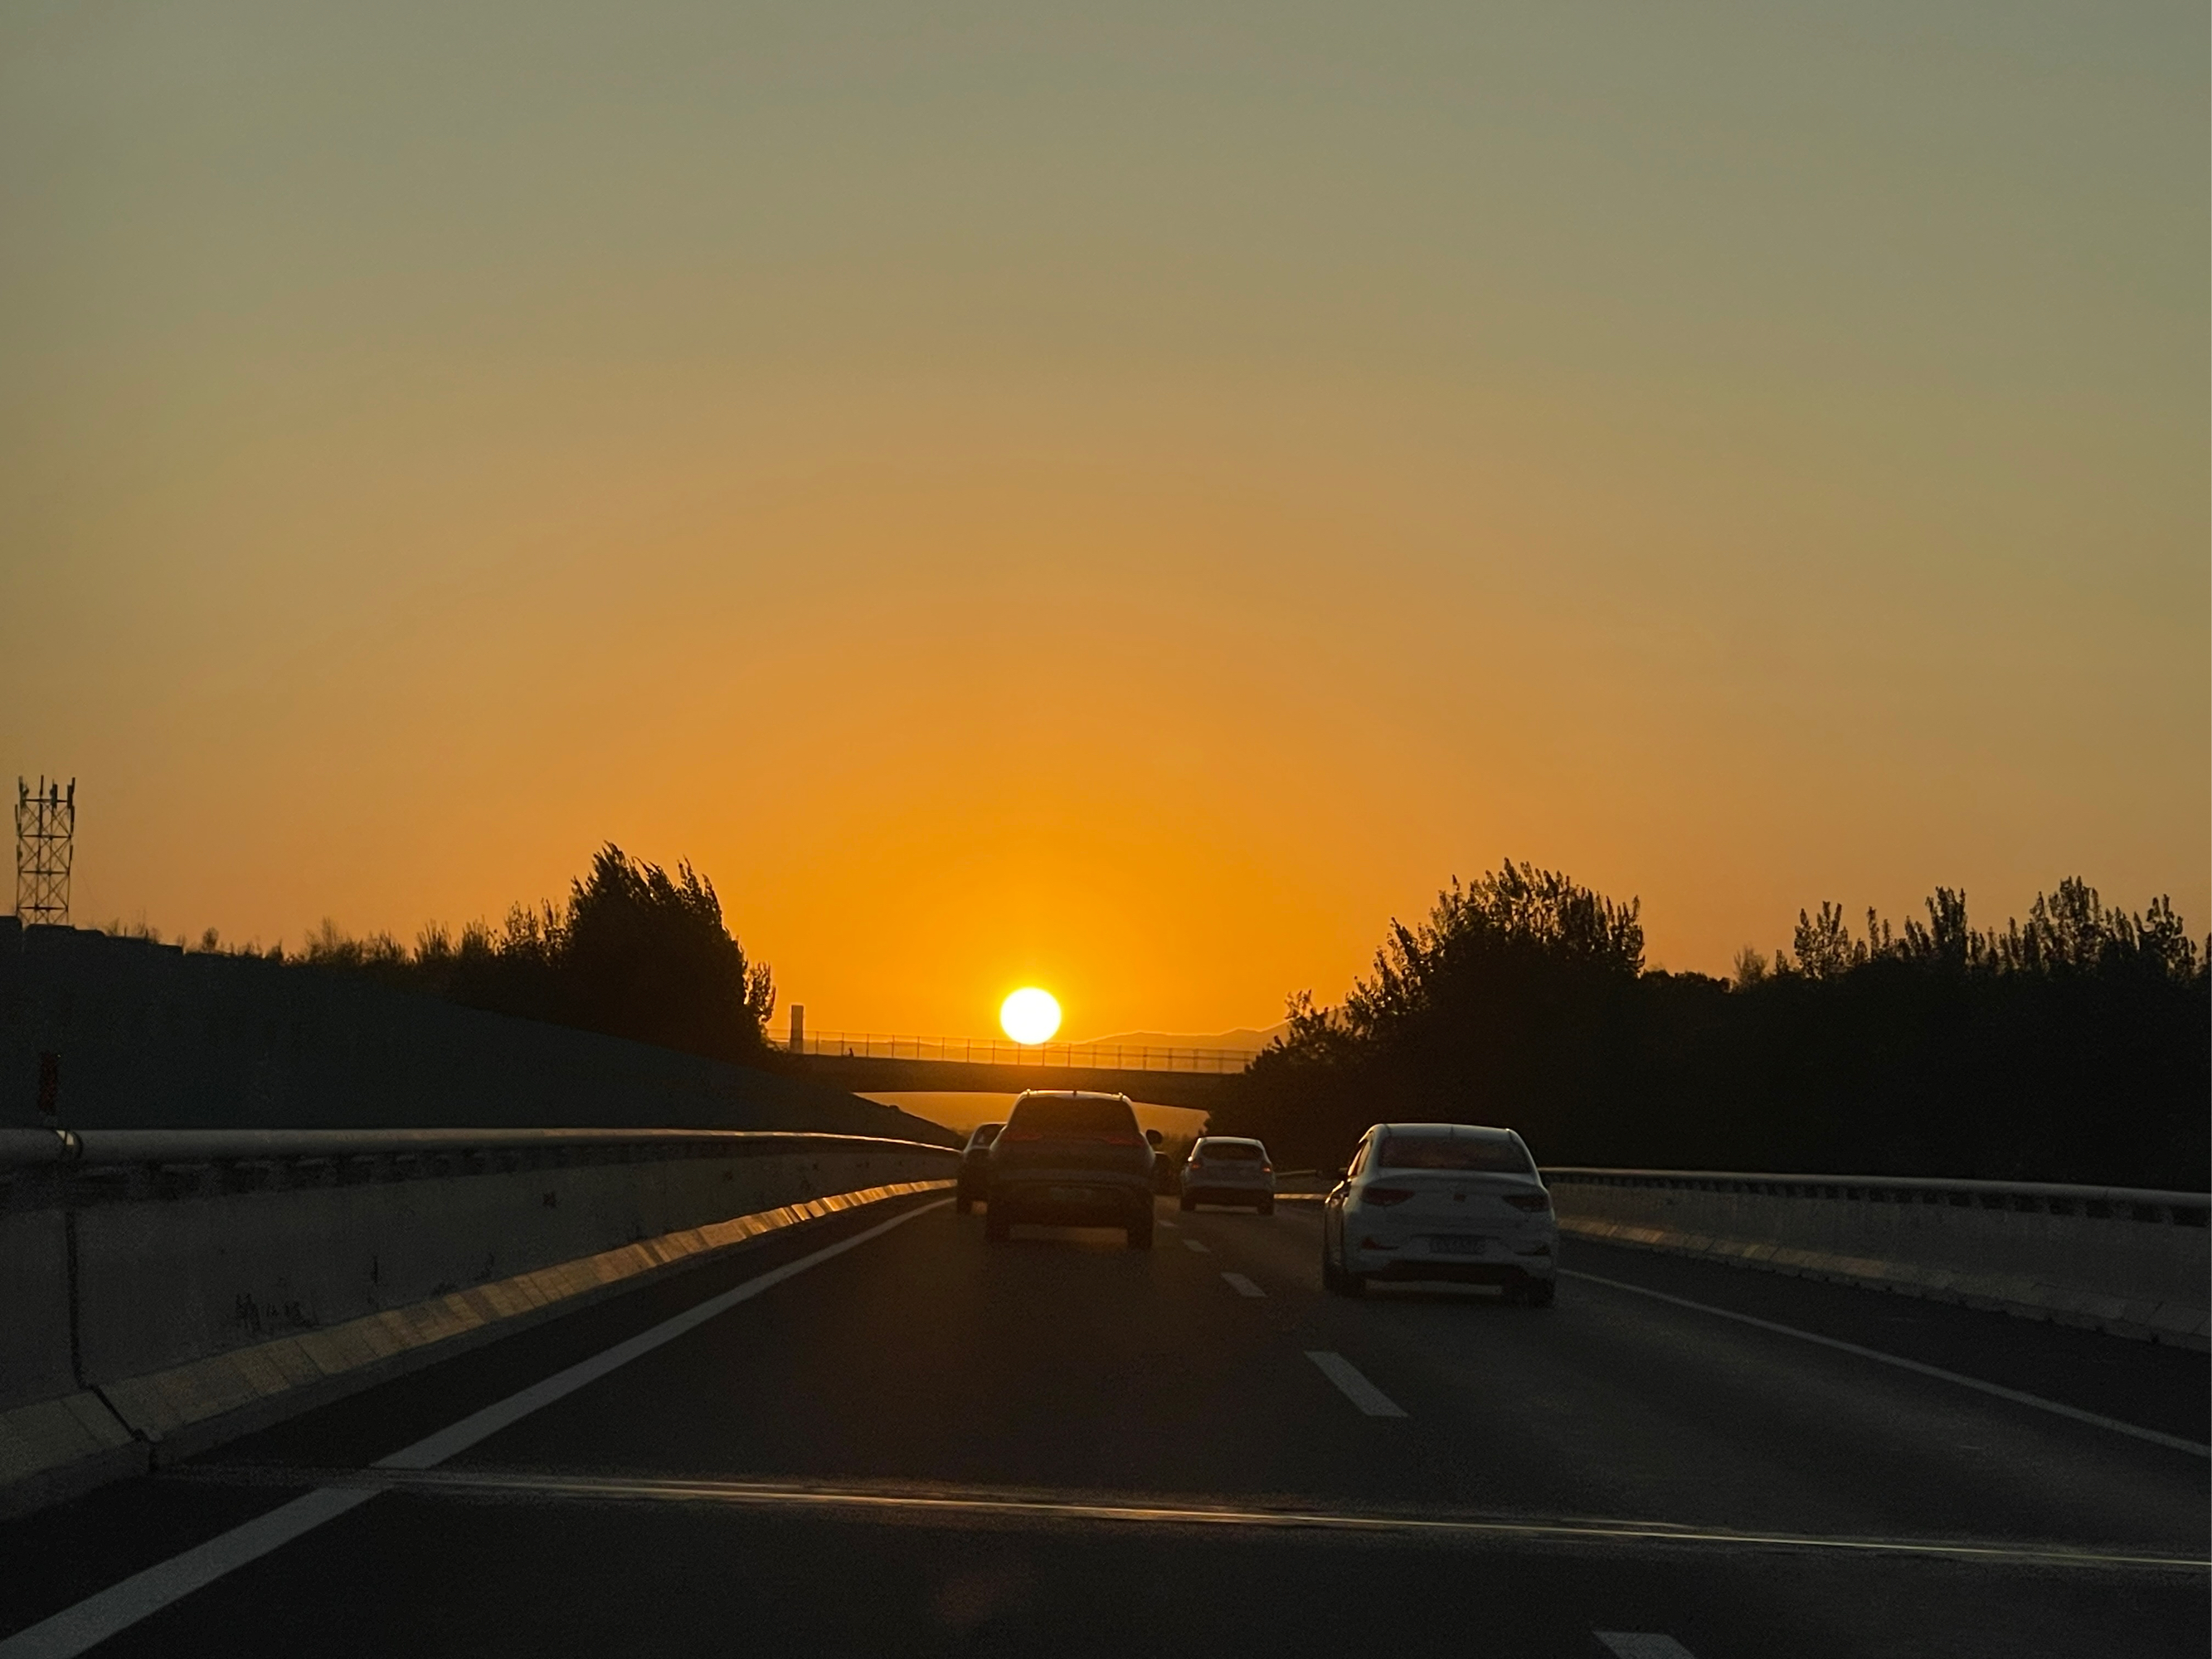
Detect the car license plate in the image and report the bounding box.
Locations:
[1428,1235,1490,1256]
[1048,1186,1094,1204]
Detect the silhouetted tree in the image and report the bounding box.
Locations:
[292,844,775,1064]
[557,846,775,1061]
[1217,862,2207,1190]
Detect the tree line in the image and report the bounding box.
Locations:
[247,844,776,1066]
[1208,862,2208,1190]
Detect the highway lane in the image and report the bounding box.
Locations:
[2,1191,2203,1657]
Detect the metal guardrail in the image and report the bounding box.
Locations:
[1542,1166,2210,1224]
[0,1127,958,1201]
[776,1032,1260,1073]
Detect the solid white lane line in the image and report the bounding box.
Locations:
[0,1198,950,1659]
[1182,1238,1211,1253]
[0,1488,377,1659]
[1595,1634,1700,1659]
[1562,1270,2212,1458]
[1305,1350,1407,1418]
[1222,1272,1266,1298]
[382,1199,943,1468]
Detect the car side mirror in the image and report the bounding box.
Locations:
[1145,1129,1164,1148]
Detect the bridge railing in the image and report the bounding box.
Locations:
[776,1031,1261,1074]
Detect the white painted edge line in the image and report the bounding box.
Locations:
[1305,1350,1407,1418]
[0,1198,950,1659]
[1595,1633,1700,1659]
[1561,1269,2212,1458]
[1222,1272,1266,1299]
[1182,1238,1211,1253]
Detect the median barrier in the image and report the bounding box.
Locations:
[0,1127,957,1518]
[1546,1168,2210,1349]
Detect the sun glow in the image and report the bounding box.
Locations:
[999,987,1062,1045]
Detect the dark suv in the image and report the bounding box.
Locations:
[984,1091,1161,1249]
[955,1122,1003,1213]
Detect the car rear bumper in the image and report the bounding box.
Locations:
[989,1176,1152,1225]
[1345,1237,1557,1282]
[1361,1259,1553,1287]
[1183,1185,1273,1204]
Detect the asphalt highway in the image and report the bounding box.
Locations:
[2,1192,2204,1657]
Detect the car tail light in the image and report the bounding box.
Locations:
[1362,1186,1415,1207]
[1505,1191,1551,1213]
[1261,1165,1272,1174]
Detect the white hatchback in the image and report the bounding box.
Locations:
[1322,1122,1558,1304]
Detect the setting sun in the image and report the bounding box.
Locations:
[999,988,1062,1045]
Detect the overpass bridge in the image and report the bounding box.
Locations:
[774,1031,1257,1112]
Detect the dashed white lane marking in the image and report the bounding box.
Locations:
[0,1199,951,1659]
[1158,1218,1179,1228]
[1595,1634,1699,1658]
[1182,1238,1211,1253]
[1305,1350,1407,1418]
[1222,1272,1266,1298]
[1563,1270,2212,1458]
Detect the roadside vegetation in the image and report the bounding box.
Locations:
[1213,863,2209,1190]
[164,844,776,1066]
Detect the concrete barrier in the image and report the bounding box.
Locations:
[0,1127,956,1518]
[1548,1168,2210,1349]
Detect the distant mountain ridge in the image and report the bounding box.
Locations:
[1071,1024,1286,1054]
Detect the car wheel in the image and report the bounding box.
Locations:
[955,1194,973,1215]
[984,1211,1009,1243]
[1521,1278,1556,1308]
[1257,1199,1274,1215]
[1179,1194,1195,1212]
[1323,1239,1364,1298]
[1127,1217,1155,1250]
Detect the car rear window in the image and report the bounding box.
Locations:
[1200,1143,1262,1161]
[1374,1135,1531,1174]
[970,1124,1001,1146]
[1008,1097,1139,1136]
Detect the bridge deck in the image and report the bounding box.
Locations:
[788,1051,1240,1110]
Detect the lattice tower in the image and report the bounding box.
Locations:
[15,776,75,925]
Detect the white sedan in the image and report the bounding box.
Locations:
[1178,1136,1276,1213]
[1321,1122,1558,1305]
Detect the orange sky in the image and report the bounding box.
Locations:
[3,3,2205,1040]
